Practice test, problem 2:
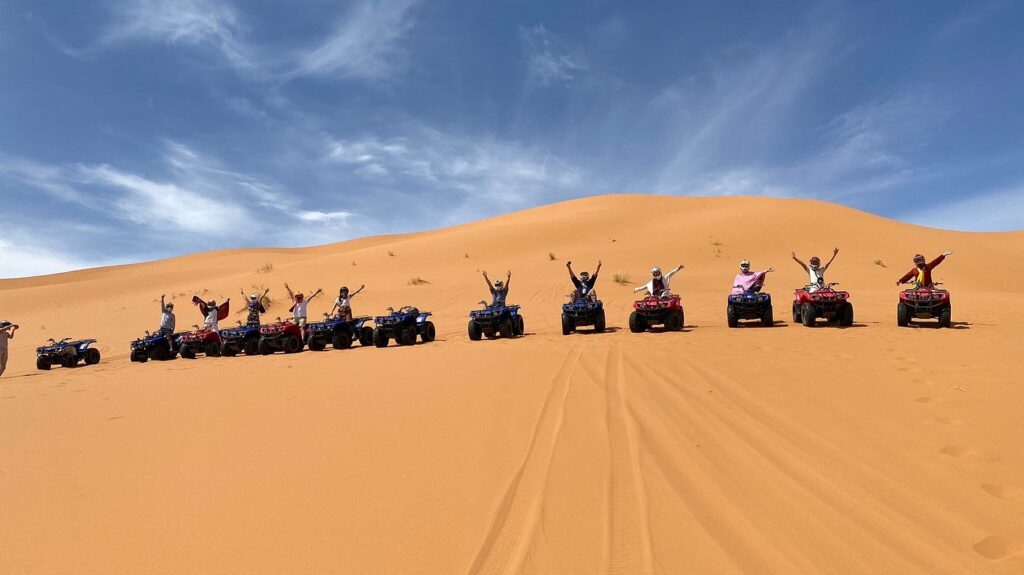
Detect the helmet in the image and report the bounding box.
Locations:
[913,254,926,266]
[494,280,504,288]
[0,320,10,329]
[809,257,821,268]
[295,293,304,301]
[249,293,259,301]
[340,286,349,294]
[651,266,662,275]
[740,259,751,269]
[207,300,216,307]
[579,271,590,280]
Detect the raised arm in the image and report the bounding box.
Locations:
[566,260,577,281]
[482,271,495,293]
[284,283,295,300]
[791,252,808,272]
[351,285,365,298]
[665,265,684,280]
[504,271,511,291]
[308,288,323,301]
[930,251,952,269]
[634,282,649,294]
[822,247,839,271]
[897,268,917,285]
[161,294,167,311]
[594,261,603,277]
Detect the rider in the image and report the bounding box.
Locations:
[635,265,684,297]
[0,320,19,379]
[192,297,230,331]
[791,248,839,292]
[567,260,602,301]
[159,295,176,337]
[330,285,365,321]
[482,270,511,307]
[284,283,323,339]
[239,288,270,326]
[732,260,774,294]
[897,251,952,288]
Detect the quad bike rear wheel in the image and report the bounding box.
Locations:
[151,345,170,361]
[938,306,951,328]
[221,345,238,357]
[244,338,260,356]
[897,302,911,327]
[727,305,739,328]
[359,327,374,347]
[421,321,436,343]
[561,313,574,336]
[594,310,606,333]
[399,326,417,346]
[499,318,515,339]
[62,355,78,368]
[800,302,817,327]
[258,339,273,355]
[308,339,326,352]
[84,348,101,365]
[373,328,389,348]
[468,320,482,341]
[628,311,646,333]
[515,315,525,336]
[180,344,196,359]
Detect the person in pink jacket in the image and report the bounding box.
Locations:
[732,260,774,294]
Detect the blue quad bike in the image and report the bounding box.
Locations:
[130,331,185,362]
[468,302,524,340]
[36,338,102,370]
[219,323,263,356]
[727,288,774,327]
[306,314,375,350]
[373,306,436,347]
[561,297,606,335]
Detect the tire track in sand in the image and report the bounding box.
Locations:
[467,343,584,575]
[601,339,656,574]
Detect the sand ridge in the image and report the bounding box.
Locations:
[1,194,1023,573]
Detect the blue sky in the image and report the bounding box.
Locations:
[1,0,1022,277]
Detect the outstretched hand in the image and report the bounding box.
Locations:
[833,247,840,255]
[791,251,797,259]
[943,250,953,256]
[566,260,572,268]
[765,267,775,273]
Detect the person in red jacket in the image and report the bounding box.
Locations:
[897,251,952,288]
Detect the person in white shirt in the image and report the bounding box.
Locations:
[791,248,839,292]
[635,265,684,297]
[0,320,19,379]
[159,295,176,336]
[284,283,323,339]
[192,297,230,331]
[330,285,365,321]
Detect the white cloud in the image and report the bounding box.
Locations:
[900,185,1024,232]
[293,0,417,80]
[520,23,586,85]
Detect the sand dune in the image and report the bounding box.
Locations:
[1,194,1022,573]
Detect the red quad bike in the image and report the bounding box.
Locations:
[629,294,685,333]
[177,325,223,359]
[792,283,854,327]
[898,283,951,328]
[258,318,305,354]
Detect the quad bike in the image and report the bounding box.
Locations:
[373,306,436,347]
[561,294,606,335]
[130,330,185,362]
[219,322,263,356]
[258,318,305,354]
[36,338,101,370]
[468,302,524,340]
[306,313,375,350]
[177,325,223,359]
[629,294,685,333]
[792,283,853,327]
[727,288,773,327]
[897,283,952,328]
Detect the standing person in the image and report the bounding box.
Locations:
[897,251,953,288]
[732,260,774,294]
[158,295,176,337]
[566,260,602,301]
[240,288,270,326]
[330,285,365,321]
[635,265,684,297]
[791,248,839,292]
[192,297,230,331]
[284,283,323,339]
[0,320,19,379]
[482,270,511,307]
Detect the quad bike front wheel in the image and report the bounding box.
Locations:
[244,338,261,356]
[333,328,353,350]
[37,357,51,370]
[666,309,683,332]
[205,341,221,357]
[283,334,303,353]
[61,355,78,368]
[151,345,170,361]
[792,303,801,324]
[421,321,436,343]
[373,328,389,348]
[84,348,101,365]
[727,305,739,328]
[258,339,273,355]
[761,305,773,327]
[938,306,951,328]
[897,302,911,327]
[594,309,606,333]
[561,313,574,336]
[468,320,482,341]
[839,302,854,327]
[801,303,817,327]
[515,315,525,336]
[307,339,326,352]
[498,318,515,339]
[628,311,646,333]
[359,327,374,347]
[180,344,196,359]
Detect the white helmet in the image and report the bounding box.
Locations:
[249,293,260,301]
[651,266,661,274]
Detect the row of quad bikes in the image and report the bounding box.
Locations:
[129,308,437,362]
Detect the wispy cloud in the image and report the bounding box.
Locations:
[293,0,417,80]
[900,184,1024,231]
[520,23,586,85]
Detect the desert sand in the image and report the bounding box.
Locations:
[1,194,1022,574]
